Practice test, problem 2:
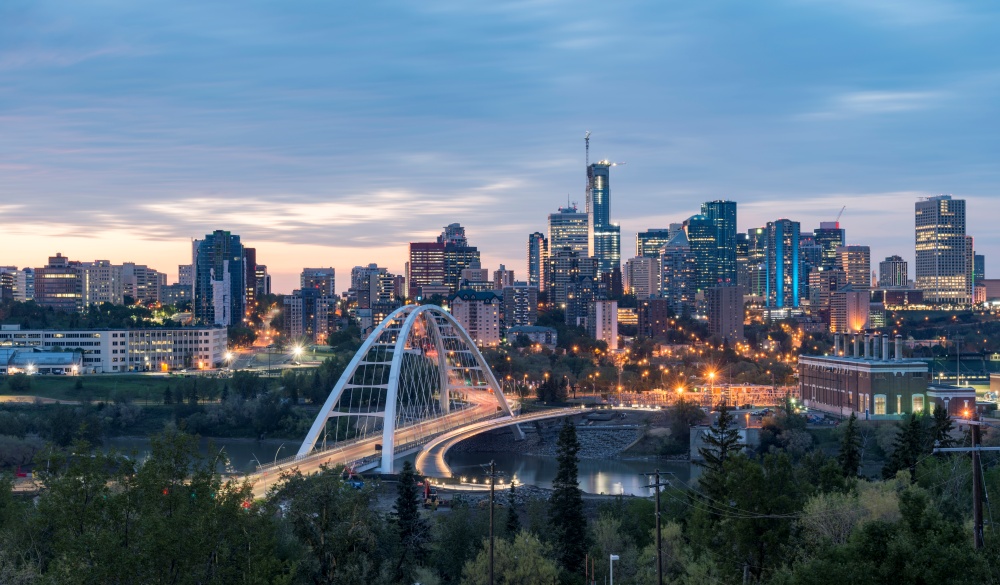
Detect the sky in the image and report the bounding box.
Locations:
[2,0,999,293]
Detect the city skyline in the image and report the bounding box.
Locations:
[2,2,999,292]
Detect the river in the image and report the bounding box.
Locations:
[105,437,695,495]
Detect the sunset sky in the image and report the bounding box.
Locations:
[2,1,999,293]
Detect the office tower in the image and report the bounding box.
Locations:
[600,265,623,299]
[814,222,846,270]
[448,290,502,347]
[624,256,659,300]
[736,233,750,295]
[493,265,514,289]
[685,214,717,292]
[548,205,589,255]
[283,288,336,343]
[547,247,597,310]
[178,264,194,287]
[244,248,257,313]
[407,242,445,299]
[637,298,673,338]
[459,268,492,292]
[438,224,481,293]
[915,195,972,304]
[974,253,985,282]
[636,229,671,258]
[502,283,538,328]
[701,200,738,285]
[765,219,801,309]
[707,286,744,343]
[0,267,25,302]
[16,268,34,301]
[659,230,696,315]
[122,263,165,304]
[302,267,337,296]
[837,245,871,290]
[587,300,618,351]
[747,227,768,297]
[808,267,847,316]
[799,236,823,277]
[586,161,620,276]
[878,256,908,288]
[255,265,270,296]
[350,264,391,308]
[192,230,246,327]
[35,253,83,313]
[0,271,13,302]
[527,232,548,292]
[830,287,870,334]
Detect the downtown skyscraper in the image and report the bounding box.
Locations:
[915,195,973,305]
[701,200,738,286]
[765,219,801,309]
[586,160,621,277]
[193,230,246,326]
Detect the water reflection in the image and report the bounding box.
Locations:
[446,451,694,496]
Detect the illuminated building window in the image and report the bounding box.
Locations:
[912,394,925,414]
[874,394,887,416]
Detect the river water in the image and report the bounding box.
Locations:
[105,437,694,495]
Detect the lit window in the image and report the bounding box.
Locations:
[912,395,925,414]
[874,394,887,416]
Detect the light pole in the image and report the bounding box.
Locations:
[488,460,496,585]
[273,443,287,468]
[610,554,619,585]
[251,454,263,491]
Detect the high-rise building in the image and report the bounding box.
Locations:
[637,298,673,339]
[548,205,589,256]
[808,267,847,316]
[707,286,743,343]
[546,247,596,308]
[302,267,336,296]
[35,253,82,313]
[830,287,870,334]
[878,256,908,288]
[284,288,336,343]
[624,256,659,300]
[587,300,618,351]
[122,263,165,304]
[407,242,445,299]
[255,265,270,297]
[79,260,124,306]
[448,290,502,347]
[915,195,972,305]
[493,265,514,290]
[192,230,246,327]
[636,229,671,258]
[243,248,258,314]
[0,271,13,303]
[747,227,768,298]
[814,222,846,271]
[974,253,985,283]
[178,264,194,287]
[527,232,548,292]
[586,161,620,276]
[0,267,32,302]
[836,245,871,291]
[659,230,696,315]
[685,214,717,293]
[765,219,801,309]
[436,224,481,294]
[439,223,468,246]
[736,233,750,296]
[501,283,538,328]
[701,200,737,285]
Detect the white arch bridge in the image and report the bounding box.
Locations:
[249,305,579,495]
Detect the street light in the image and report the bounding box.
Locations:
[610,554,620,585]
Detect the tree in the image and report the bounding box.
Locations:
[7,374,30,393]
[393,461,429,582]
[698,403,742,472]
[931,405,956,448]
[163,386,173,405]
[837,413,861,478]
[882,414,925,483]
[505,483,521,537]
[548,418,588,574]
[461,531,559,585]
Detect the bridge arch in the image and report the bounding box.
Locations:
[296,304,515,472]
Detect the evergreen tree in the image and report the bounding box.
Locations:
[393,460,429,582]
[882,414,924,483]
[837,413,862,478]
[698,403,742,472]
[505,482,521,538]
[163,385,173,405]
[931,405,956,448]
[220,383,229,402]
[549,418,588,573]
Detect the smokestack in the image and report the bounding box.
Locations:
[853,334,859,357]
[882,334,889,361]
[895,335,903,361]
[833,333,840,356]
[863,333,871,359]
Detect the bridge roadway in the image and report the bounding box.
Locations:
[415,407,579,478]
[246,406,581,498]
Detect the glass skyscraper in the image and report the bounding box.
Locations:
[636,229,671,258]
[587,161,620,277]
[193,230,245,326]
[527,232,548,291]
[765,219,801,309]
[685,214,717,293]
[701,200,738,285]
[915,195,972,305]
[814,222,845,271]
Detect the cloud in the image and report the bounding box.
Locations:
[799,90,948,119]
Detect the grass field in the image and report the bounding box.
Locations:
[1,374,182,404]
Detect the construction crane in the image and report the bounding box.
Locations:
[835,205,846,225]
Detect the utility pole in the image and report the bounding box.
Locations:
[489,459,496,585]
[933,415,1000,550]
[642,470,671,585]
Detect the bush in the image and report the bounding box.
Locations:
[8,373,31,393]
